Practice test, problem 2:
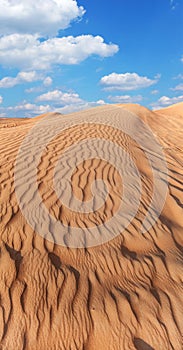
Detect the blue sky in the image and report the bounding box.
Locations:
[0,0,182,118]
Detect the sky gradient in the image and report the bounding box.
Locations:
[0,0,183,118]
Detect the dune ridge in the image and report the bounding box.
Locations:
[0,103,182,349]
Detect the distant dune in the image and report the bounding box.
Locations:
[154,101,183,117]
[0,103,182,350]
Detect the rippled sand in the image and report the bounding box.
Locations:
[0,103,182,349]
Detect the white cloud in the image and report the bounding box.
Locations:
[25,87,43,94]
[108,95,142,103]
[43,77,53,86]
[171,84,183,91]
[100,72,158,91]
[1,99,106,117]
[151,95,183,110]
[37,89,106,113]
[0,86,106,117]
[37,89,83,104]
[0,95,3,104]
[96,99,106,105]
[151,89,159,95]
[0,71,43,88]
[55,100,106,114]
[6,102,52,116]
[0,0,85,37]
[0,34,119,70]
[25,77,52,93]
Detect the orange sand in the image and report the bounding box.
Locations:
[0,103,182,349]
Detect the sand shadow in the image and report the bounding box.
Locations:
[134,338,154,350]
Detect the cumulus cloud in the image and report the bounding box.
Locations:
[36,90,83,104]
[171,84,183,91]
[151,95,183,109]
[56,99,106,114]
[0,95,3,104]
[0,0,85,37]
[0,34,119,70]
[36,89,106,113]
[4,99,106,117]
[108,95,143,103]
[5,102,52,117]
[0,1,119,118]
[43,77,53,86]
[25,77,52,93]
[0,90,106,117]
[100,72,158,91]
[0,71,44,88]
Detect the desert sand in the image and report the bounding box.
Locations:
[0,103,182,349]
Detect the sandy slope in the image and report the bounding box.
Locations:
[0,104,182,350]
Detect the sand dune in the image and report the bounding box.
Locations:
[154,101,183,117]
[0,104,182,349]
